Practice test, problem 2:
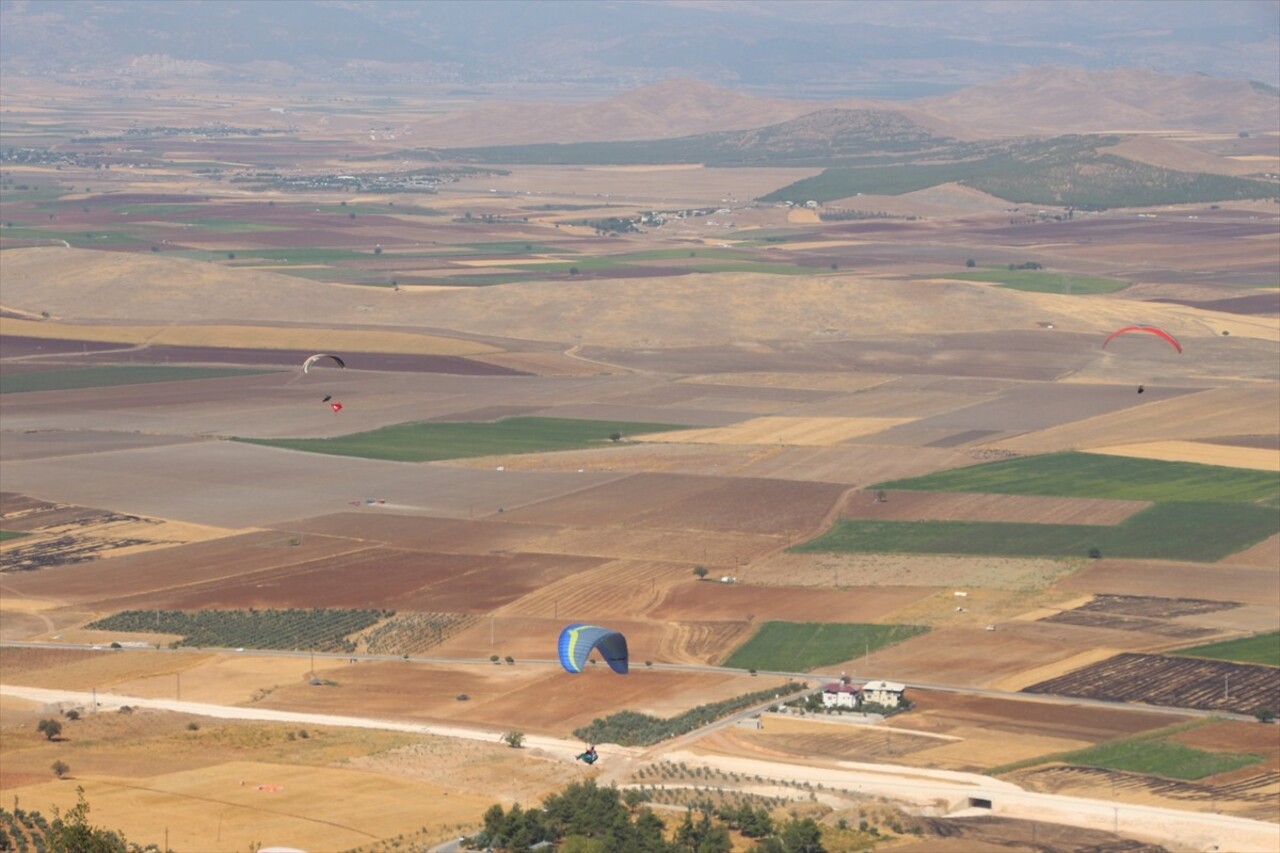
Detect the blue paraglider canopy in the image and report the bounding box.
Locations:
[557,623,628,674]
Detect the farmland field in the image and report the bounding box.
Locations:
[875,452,1280,504]
[935,267,1129,294]
[790,501,1279,561]
[721,621,929,671]
[0,365,269,394]
[1023,652,1280,715]
[1056,737,1262,780]
[1,61,1279,853]
[1171,631,1280,666]
[236,417,694,461]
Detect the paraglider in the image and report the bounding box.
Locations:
[557,624,628,675]
[302,353,347,373]
[330,402,344,413]
[1101,325,1182,353]
[575,744,598,765]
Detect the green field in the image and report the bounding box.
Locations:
[795,454,1279,561]
[1172,631,1280,667]
[0,366,271,394]
[0,530,30,542]
[1058,740,1261,780]
[791,502,1276,562]
[761,138,1276,208]
[722,622,929,672]
[874,452,1280,505]
[936,267,1129,294]
[237,417,693,462]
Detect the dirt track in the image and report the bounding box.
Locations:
[5,683,1277,852]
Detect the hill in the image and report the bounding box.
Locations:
[914,67,1280,136]
[409,78,820,147]
[2,247,1268,352]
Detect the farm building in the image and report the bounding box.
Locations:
[862,680,906,707]
[821,682,861,709]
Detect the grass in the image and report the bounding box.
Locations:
[1057,740,1261,780]
[874,452,1280,505]
[722,622,929,672]
[0,366,272,394]
[0,530,30,542]
[789,502,1277,562]
[934,267,1129,294]
[1171,632,1280,667]
[236,417,693,462]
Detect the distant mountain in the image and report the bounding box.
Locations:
[914,67,1280,136]
[1,0,1276,93]
[429,107,955,167]
[410,71,1276,151]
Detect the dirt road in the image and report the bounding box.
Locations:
[4,684,1275,852]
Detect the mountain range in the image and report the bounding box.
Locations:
[2,0,1277,95]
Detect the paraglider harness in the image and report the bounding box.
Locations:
[576,745,598,765]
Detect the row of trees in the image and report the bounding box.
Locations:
[572,683,806,746]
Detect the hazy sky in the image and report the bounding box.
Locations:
[1,0,1277,92]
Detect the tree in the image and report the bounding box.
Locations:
[503,730,525,748]
[38,718,63,740]
[65,709,81,721]
[47,787,135,853]
[875,490,887,503]
[693,566,709,580]
[373,244,383,254]
[52,759,70,778]
[610,432,623,442]
[1256,707,1276,723]
[965,258,976,267]
[780,817,824,852]
[569,265,580,275]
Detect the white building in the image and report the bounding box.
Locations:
[821,682,860,709]
[861,680,906,707]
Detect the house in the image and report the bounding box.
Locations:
[862,680,906,707]
[821,681,860,709]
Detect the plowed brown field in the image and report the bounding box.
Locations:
[1058,560,1279,605]
[649,582,934,625]
[1024,653,1280,715]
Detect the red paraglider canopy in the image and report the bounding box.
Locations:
[330,402,344,413]
[1102,325,1182,353]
